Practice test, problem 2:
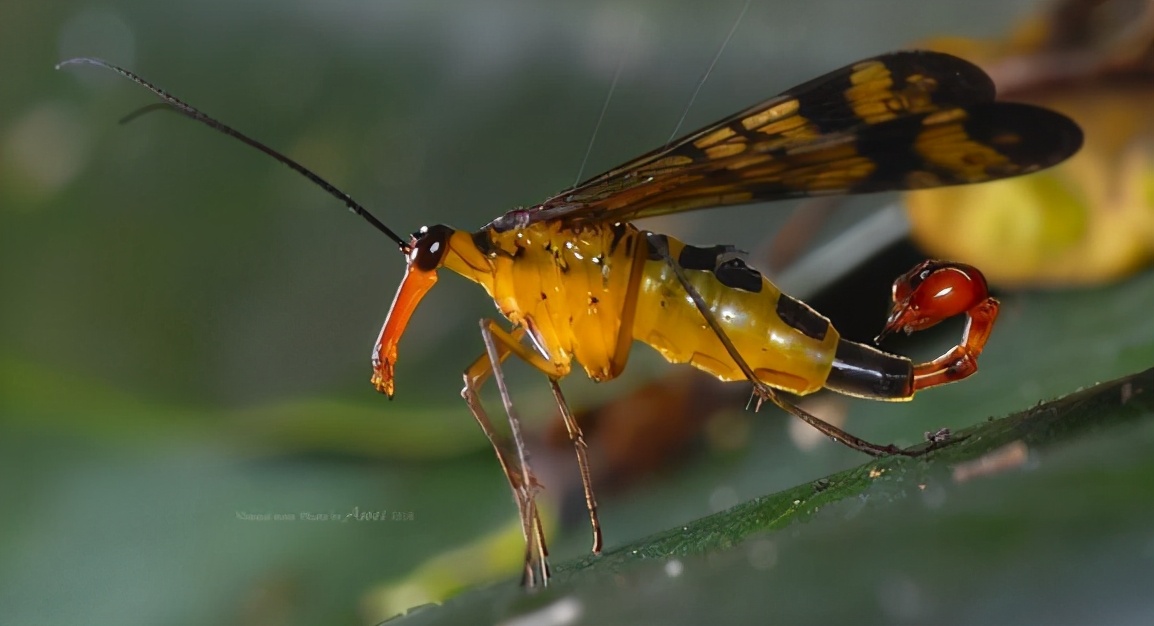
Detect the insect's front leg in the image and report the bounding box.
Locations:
[460,319,603,587]
[643,232,924,458]
[461,322,548,587]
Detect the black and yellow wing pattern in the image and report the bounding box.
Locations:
[503,50,1082,229]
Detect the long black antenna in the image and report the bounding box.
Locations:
[56,57,409,252]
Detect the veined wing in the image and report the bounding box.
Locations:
[503,50,1080,229]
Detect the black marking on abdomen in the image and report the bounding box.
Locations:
[645,233,667,261]
[672,242,764,293]
[775,295,829,341]
[715,258,762,292]
[678,244,732,270]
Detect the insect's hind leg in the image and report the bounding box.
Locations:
[643,233,930,458]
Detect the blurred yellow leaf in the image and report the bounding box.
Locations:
[908,1,1154,286]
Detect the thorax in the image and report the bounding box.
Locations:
[444,221,646,380]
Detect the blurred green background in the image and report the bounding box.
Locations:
[4,0,1153,625]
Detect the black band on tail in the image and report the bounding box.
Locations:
[825,339,913,399]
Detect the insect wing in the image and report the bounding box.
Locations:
[514,50,1078,227]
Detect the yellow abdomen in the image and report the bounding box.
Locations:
[630,235,840,395]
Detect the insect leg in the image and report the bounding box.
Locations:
[461,319,605,586]
[461,322,548,587]
[644,233,922,458]
[546,378,602,554]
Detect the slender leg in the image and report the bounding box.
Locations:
[644,233,940,458]
[481,326,551,588]
[460,318,604,587]
[548,379,602,554]
[461,322,550,586]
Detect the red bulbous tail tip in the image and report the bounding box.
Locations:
[875,260,990,344]
[876,260,1000,394]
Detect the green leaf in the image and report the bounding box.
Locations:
[389,367,1154,625]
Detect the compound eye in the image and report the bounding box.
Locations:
[410,225,452,271]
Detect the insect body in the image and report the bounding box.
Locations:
[381,219,932,400]
[60,49,1082,588]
